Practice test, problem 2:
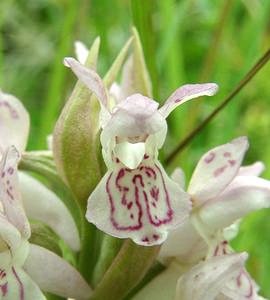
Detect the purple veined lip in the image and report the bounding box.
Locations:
[105,163,174,237]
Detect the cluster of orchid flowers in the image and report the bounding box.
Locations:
[0,29,269,300]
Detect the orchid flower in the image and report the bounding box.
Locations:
[0,147,91,299]
[0,90,80,251]
[132,137,270,299]
[63,56,218,245]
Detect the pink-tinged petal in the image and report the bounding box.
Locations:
[109,82,122,104]
[220,268,265,300]
[188,137,249,206]
[3,266,46,300]
[0,147,30,239]
[132,262,184,300]
[24,244,92,299]
[74,41,89,64]
[159,83,218,118]
[158,218,206,265]
[175,253,247,300]
[86,161,190,246]
[0,90,30,155]
[63,57,109,110]
[18,172,80,251]
[199,175,270,233]
[237,161,265,177]
[101,94,166,144]
[171,168,186,190]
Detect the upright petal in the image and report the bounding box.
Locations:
[0,147,30,238]
[199,175,270,232]
[0,90,30,154]
[18,172,80,251]
[2,266,45,300]
[63,57,109,110]
[24,244,92,299]
[74,41,89,64]
[86,160,190,246]
[175,253,247,300]
[188,137,249,205]
[159,83,218,118]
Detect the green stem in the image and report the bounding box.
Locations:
[91,235,123,287]
[89,240,160,300]
[165,46,270,165]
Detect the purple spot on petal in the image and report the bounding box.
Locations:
[214,165,227,177]
[204,152,215,164]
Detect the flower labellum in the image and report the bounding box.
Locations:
[64,56,218,246]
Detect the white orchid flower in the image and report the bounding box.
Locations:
[160,137,270,261]
[0,147,91,299]
[63,56,218,245]
[0,90,80,251]
[133,138,270,299]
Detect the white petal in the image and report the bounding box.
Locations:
[131,262,184,300]
[171,168,186,189]
[74,41,89,64]
[63,57,109,110]
[18,172,80,251]
[237,161,265,177]
[188,137,249,206]
[159,83,218,118]
[86,160,191,246]
[0,147,30,238]
[3,266,45,300]
[0,90,30,155]
[0,214,21,255]
[114,142,145,169]
[102,94,166,142]
[24,244,92,299]
[158,218,206,265]
[199,175,270,232]
[175,253,247,300]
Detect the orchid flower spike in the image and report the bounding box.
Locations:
[63,56,218,245]
[0,147,91,300]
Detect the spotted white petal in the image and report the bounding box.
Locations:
[199,175,270,233]
[188,137,249,206]
[2,266,46,300]
[74,41,89,64]
[86,161,191,246]
[0,147,30,238]
[24,244,92,299]
[0,90,30,156]
[159,83,218,118]
[63,57,109,110]
[175,253,247,300]
[18,172,80,251]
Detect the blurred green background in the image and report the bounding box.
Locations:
[1,0,270,297]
